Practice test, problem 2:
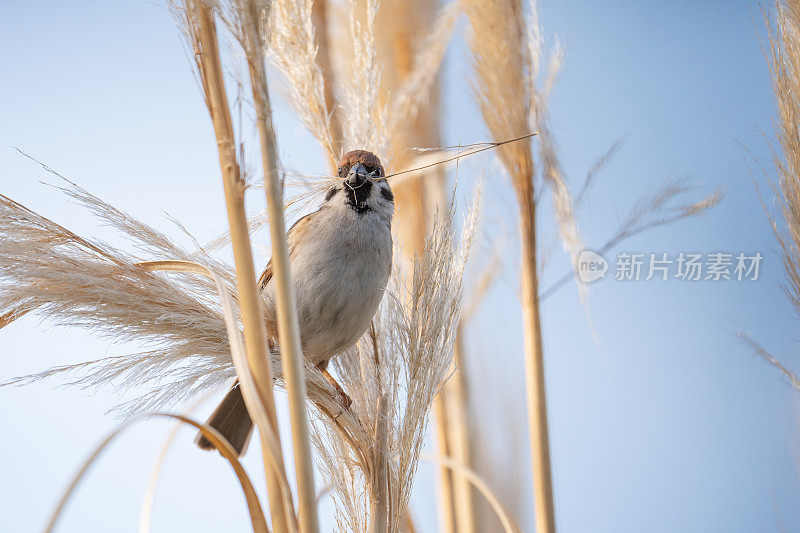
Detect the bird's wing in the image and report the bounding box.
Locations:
[258,210,316,291]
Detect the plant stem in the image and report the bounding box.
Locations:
[433,394,456,533]
[446,330,476,533]
[312,0,342,165]
[518,179,556,533]
[239,2,319,532]
[192,4,293,532]
[369,394,390,533]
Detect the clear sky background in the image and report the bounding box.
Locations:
[1,1,798,532]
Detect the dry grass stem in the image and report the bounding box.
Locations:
[312,0,344,165]
[420,454,522,533]
[227,1,320,529]
[170,2,294,530]
[465,0,559,529]
[444,330,476,533]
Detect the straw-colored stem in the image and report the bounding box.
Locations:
[369,394,390,533]
[421,454,521,533]
[312,0,342,164]
[433,394,456,533]
[193,5,292,533]
[239,2,319,532]
[517,180,555,533]
[445,330,475,533]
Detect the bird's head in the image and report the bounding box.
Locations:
[325,150,394,216]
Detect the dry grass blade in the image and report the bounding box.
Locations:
[138,392,216,533]
[420,454,522,533]
[45,413,268,533]
[737,331,800,391]
[383,133,538,181]
[540,182,723,301]
[135,261,291,495]
[139,418,183,533]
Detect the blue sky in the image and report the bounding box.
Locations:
[1,1,798,532]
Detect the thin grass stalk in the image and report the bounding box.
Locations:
[46,413,270,533]
[518,179,555,533]
[445,330,475,533]
[421,454,521,533]
[465,0,556,529]
[191,4,293,531]
[369,394,390,533]
[433,395,456,533]
[237,2,320,531]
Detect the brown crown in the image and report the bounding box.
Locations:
[338,150,384,176]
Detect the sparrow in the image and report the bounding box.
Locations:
[197,150,394,455]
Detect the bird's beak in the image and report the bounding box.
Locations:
[346,163,368,187]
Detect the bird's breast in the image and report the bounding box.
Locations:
[263,209,392,365]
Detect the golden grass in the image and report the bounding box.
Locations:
[767,1,800,322]
[740,1,800,388]
[0,2,513,532]
[228,1,320,529]
[170,2,297,530]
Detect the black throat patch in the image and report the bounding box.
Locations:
[346,180,373,213]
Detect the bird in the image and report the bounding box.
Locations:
[196,150,394,455]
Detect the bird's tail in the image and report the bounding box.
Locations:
[195,382,254,456]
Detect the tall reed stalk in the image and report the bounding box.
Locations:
[465,1,556,530]
[367,2,479,530]
[312,0,343,164]
[517,183,554,533]
[445,329,476,533]
[232,1,320,531]
[189,2,294,531]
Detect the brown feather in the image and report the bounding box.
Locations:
[338,150,385,176]
[195,382,254,456]
[258,260,273,291]
[258,211,316,291]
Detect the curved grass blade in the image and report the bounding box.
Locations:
[45,413,268,533]
[421,454,521,533]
